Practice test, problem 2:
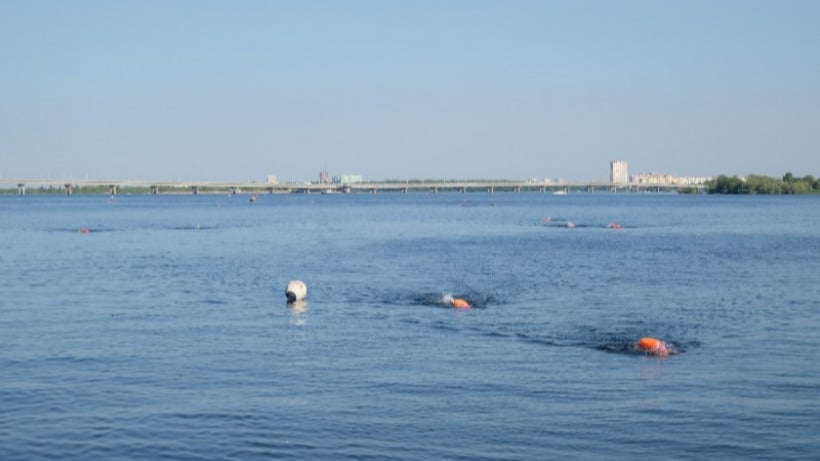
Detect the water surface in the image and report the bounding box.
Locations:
[2,193,819,460]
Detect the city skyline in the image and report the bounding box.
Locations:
[2,1,819,183]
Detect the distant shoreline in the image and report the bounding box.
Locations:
[0,183,694,196]
[2,173,817,195]
[705,174,820,195]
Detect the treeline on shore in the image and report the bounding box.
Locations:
[707,173,819,194]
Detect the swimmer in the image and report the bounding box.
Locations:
[451,298,471,309]
[638,337,670,356]
[443,294,471,309]
[608,223,622,229]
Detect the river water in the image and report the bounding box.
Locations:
[2,192,819,460]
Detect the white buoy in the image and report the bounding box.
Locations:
[286,280,307,303]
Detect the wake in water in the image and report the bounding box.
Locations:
[490,324,693,357]
[541,217,632,230]
[56,224,218,233]
[368,288,693,356]
[415,292,487,309]
[595,337,686,356]
[498,331,688,356]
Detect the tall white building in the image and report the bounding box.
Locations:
[610,160,628,184]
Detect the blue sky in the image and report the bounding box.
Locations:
[2,0,819,182]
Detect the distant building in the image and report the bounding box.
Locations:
[610,160,628,184]
[332,174,364,185]
[319,171,330,184]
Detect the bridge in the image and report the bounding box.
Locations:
[0,178,702,195]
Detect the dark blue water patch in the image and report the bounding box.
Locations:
[513,332,563,348]
[430,320,462,334]
[472,326,581,350]
[571,323,700,356]
[201,298,228,305]
[367,284,702,355]
[468,322,698,356]
[591,330,701,356]
[384,295,699,356]
[467,326,686,355]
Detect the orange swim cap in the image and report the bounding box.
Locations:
[639,337,661,350]
[639,337,670,355]
[451,298,470,309]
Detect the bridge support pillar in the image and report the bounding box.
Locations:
[65,184,73,195]
[17,183,25,195]
[489,186,494,193]
[151,186,160,195]
[109,185,118,196]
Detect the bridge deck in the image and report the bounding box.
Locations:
[0,178,699,194]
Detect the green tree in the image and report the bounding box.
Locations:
[745,175,779,194]
[708,175,748,194]
[710,172,819,194]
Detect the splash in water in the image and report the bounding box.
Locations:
[595,337,683,356]
[442,294,471,309]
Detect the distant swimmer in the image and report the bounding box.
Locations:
[638,337,670,356]
[608,223,622,229]
[78,227,91,234]
[442,294,471,309]
[451,298,471,309]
